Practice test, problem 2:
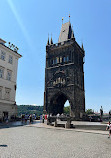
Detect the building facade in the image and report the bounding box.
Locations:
[44,21,85,119]
[0,38,21,121]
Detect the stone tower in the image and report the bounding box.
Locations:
[44,21,85,119]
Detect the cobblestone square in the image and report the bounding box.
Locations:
[0,123,111,158]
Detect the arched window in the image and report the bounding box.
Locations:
[66,56,69,62]
[63,56,66,62]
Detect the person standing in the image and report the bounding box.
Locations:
[100,106,103,121]
[29,115,33,123]
[106,121,111,138]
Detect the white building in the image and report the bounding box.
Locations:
[0,38,21,122]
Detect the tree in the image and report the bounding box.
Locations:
[86,109,94,115]
[63,106,70,115]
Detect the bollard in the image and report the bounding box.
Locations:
[54,119,57,127]
[65,117,71,128]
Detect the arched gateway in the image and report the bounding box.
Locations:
[44,20,85,119]
[49,92,72,115]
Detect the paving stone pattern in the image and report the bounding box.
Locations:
[0,125,111,158]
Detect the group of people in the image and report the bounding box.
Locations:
[21,113,111,139]
[21,114,34,123]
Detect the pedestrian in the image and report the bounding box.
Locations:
[106,121,111,138]
[29,115,32,123]
[25,115,28,123]
[89,116,92,122]
[21,114,25,123]
[45,114,47,120]
[42,114,44,123]
[40,115,42,123]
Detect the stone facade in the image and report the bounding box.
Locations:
[0,38,21,121]
[44,22,85,119]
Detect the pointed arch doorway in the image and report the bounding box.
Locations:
[49,92,72,116]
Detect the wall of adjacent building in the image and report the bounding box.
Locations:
[0,42,21,121]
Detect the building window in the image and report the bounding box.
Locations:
[52,58,58,65]
[66,56,69,62]
[52,59,55,65]
[0,87,2,99]
[63,56,69,63]
[9,55,13,64]
[57,57,59,63]
[7,70,12,81]
[5,88,11,100]
[0,67,4,78]
[60,57,62,63]
[1,51,6,61]
[63,56,66,62]
[55,58,57,64]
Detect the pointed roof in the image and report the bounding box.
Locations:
[58,22,74,43]
[82,43,84,51]
[47,37,49,45]
[50,37,53,45]
[71,30,74,38]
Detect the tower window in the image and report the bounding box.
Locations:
[63,56,69,63]
[60,57,62,63]
[66,56,69,62]
[63,57,66,62]
[55,58,57,64]
[52,59,55,65]
[57,57,59,63]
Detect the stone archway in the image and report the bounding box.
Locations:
[49,92,72,115]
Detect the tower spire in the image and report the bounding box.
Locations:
[82,42,84,51]
[69,14,70,22]
[47,34,49,45]
[50,34,53,45]
[62,17,63,24]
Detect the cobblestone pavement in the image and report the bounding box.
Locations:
[0,123,111,158]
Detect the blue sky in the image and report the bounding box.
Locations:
[0,0,111,112]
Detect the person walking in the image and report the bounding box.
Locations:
[106,121,111,138]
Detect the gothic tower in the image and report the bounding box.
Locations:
[44,21,85,119]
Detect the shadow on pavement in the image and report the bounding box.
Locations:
[0,145,8,147]
[0,120,40,129]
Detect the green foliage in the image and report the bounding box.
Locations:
[63,106,70,115]
[17,105,43,116]
[86,109,94,115]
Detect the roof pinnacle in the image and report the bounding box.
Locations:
[69,14,70,22]
[50,34,53,45]
[47,34,49,45]
[82,43,84,51]
[62,17,63,24]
